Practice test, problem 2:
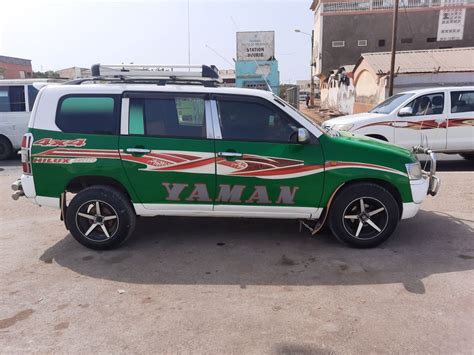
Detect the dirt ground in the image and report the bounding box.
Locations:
[0,158,473,354]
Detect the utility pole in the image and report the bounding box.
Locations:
[310,30,315,107]
[187,0,191,68]
[388,0,399,97]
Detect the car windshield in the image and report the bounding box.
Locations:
[369,93,414,114]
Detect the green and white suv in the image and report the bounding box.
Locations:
[12,64,439,250]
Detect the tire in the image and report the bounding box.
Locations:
[328,183,400,248]
[460,153,474,161]
[66,185,136,250]
[0,136,13,160]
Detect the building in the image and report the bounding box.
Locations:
[0,55,33,79]
[310,0,474,78]
[218,69,236,87]
[56,66,91,80]
[235,31,280,94]
[320,47,474,114]
[296,80,311,94]
[353,46,474,112]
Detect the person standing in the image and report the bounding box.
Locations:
[305,93,310,108]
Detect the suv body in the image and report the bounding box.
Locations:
[0,79,61,160]
[323,87,474,159]
[12,65,439,249]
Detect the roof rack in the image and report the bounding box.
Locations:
[65,64,222,86]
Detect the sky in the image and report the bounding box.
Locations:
[0,0,314,83]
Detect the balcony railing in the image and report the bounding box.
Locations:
[321,0,471,13]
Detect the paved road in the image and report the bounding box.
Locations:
[0,159,473,353]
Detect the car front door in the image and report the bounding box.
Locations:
[211,94,324,219]
[119,92,216,212]
[394,92,447,151]
[447,90,474,152]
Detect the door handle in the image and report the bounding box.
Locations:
[217,151,243,158]
[125,148,151,154]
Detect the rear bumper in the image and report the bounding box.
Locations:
[12,175,60,209]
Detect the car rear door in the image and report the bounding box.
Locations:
[119,92,216,212]
[394,92,447,150]
[211,94,324,219]
[447,90,474,152]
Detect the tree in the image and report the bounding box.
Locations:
[32,71,60,79]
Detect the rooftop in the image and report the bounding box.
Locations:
[0,55,32,66]
[355,47,474,74]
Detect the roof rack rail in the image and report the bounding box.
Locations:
[83,63,222,85]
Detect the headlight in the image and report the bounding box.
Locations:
[405,162,422,180]
[332,123,354,131]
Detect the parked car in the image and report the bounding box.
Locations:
[0,79,61,160]
[12,64,439,250]
[323,87,474,160]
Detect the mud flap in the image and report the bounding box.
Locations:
[60,192,69,230]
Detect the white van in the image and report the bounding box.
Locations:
[0,79,61,159]
[323,87,474,160]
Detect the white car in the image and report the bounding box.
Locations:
[0,79,61,160]
[323,87,474,160]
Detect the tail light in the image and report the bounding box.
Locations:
[21,133,33,175]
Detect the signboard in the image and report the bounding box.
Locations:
[437,0,466,41]
[236,31,275,61]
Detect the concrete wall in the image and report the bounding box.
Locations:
[0,62,33,79]
[321,74,356,114]
[318,8,474,76]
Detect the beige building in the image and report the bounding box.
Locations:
[56,67,91,80]
[353,46,474,112]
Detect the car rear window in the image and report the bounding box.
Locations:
[56,95,119,135]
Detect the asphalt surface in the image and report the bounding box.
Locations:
[1,156,473,353]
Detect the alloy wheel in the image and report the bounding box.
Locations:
[342,197,388,240]
[75,200,119,241]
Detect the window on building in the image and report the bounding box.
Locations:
[0,86,26,112]
[378,39,386,47]
[426,37,437,43]
[331,41,345,48]
[358,40,368,47]
[401,38,413,44]
[451,91,474,113]
[216,97,301,143]
[129,96,206,138]
[56,95,119,135]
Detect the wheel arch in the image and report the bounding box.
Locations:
[330,178,403,215]
[365,134,388,142]
[65,175,134,202]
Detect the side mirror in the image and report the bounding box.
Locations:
[297,128,310,144]
[398,107,413,117]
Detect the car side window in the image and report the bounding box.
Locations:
[451,91,474,113]
[216,97,301,143]
[404,93,444,116]
[0,86,26,112]
[129,96,206,139]
[56,95,119,135]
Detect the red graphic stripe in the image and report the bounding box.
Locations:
[149,157,216,171]
[233,164,323,177]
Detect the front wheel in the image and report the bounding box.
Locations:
[328,183,400,248]
[66,185,136,250]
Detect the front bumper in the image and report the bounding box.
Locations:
[412,145,440,197]
[402,146,440,220]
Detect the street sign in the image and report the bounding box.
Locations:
[236,31,275,61]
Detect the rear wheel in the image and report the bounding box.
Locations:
[0,136,13,160]
[329,183,400,248]
[66,185,136,250]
